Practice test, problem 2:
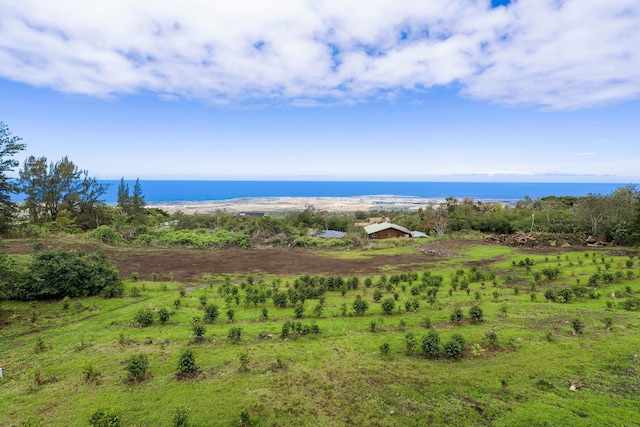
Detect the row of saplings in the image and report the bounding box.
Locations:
[87,337,264,427]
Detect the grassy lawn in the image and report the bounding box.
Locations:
[1,244,639,426]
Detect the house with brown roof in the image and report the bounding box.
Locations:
[364,222,411,239]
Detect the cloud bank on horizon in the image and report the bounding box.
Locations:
[1,0,639,110]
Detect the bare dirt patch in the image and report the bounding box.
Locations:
[4,239,439,280]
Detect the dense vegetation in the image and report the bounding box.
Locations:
[1,241,639,425]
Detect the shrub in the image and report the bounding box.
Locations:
[468,305,483,323]
[405,332,417,354]
[421,330,440,358]
[621,297,640,311]
[89,409,121,427]
[485,330,499,347]
[542,267,561,281]
[226,308,235,322]
[124,353,148,382]
[379,343,390,357]
[228,327,242,343]
[272,292,288,308]
[199,295,208,308]
[444,334,466,360]
[239,352,250,372]
[134,308,154,327]
[352,295,369,316]
[204,305,219,323]
[172,407,190,427]
[130,272,140,281]
[260,307,268,321]
[177,350,198,375]
[373,289,382,302]
[571,317,585,335]
[544,289,556,302]
[557,288,573,303]
[450,306,463,323]
[81,360,100,383]
[8,250,121,301]
[158,307,170,325]
[293,302,304,319]
[381,298,395,315]
[422,316,432,328]
[192,322,206,339]
[61,296,70,310]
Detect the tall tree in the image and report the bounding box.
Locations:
[117,177,131,214]
[131,178,145,214]
[0,122,27,233]
[19,156,107,228]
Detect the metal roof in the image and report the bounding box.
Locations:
[411,231,429,238]
[364,222,411,235]
[316,230,346,238]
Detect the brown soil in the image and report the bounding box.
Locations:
[4,239,440,281]
[3,237,586,282]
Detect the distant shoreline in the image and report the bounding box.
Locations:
[147,195,515,215]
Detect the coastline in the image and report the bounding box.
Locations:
[147,195,507,215]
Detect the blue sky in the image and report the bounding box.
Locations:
[1,0,639,182]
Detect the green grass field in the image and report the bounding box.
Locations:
[1,243,639,426]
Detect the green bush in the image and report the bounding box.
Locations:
[89,408,121,427]
[380,343,390,357]
[124,353,148,382]
[450,306,463,323]
[228,327,242,343]
[177,350,198,375]
[158,307,170,325]
[571,317,585,335]
[91,226,122,245]
[293,302,304,318]
[204,305,219,323]
[468,305,483,323]
[485,330,499,347]
[373,288,382,302]
[134,308,154,327]
[421,330,440,358]
[272,292,288,308]
[192,322,206,339]
[444,334,466,360]
[352,295,369,316]
[7,250,121,301]
[405,332,417,354]
[381,298,395,315]
[171,407,190,427]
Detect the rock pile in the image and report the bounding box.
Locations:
[414,244,468,258]
[486,233,538,247]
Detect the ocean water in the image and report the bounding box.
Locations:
[97,181,627,204]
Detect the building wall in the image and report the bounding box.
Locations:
[368,227,409,239]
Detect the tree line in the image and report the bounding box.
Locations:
[1,121,639,244]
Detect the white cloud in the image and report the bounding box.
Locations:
[0,0,638,109]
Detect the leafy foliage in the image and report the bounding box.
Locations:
[381,298,395,315]
[177,350,198,375]
[89,409,121,427]
[421,330,440,358]
[352,295,369,316]
[0,121,26,233]
[444,334,466,360]
[124,353,149,382]
[134,308,154,327]
[468,305,483,323]
[5,249,121,301]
